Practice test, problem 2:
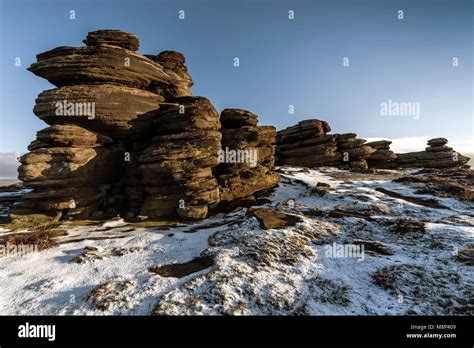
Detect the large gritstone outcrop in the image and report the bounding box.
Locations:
[12,30,195,224]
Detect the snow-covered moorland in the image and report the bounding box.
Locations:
[0,167,472,315]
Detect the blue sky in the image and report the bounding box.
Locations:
[0,0,472,158]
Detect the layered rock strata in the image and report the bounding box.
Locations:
[139,97,222,220]
[13,30,191,222]
[365,140,398,169]
[217,109,280,203]
[336,133,375,170]
[276,120,341,167]
[17,124,123,219]
[145,51,193,98]
[396,138,470,168]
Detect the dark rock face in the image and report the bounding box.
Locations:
[12,29,280,225]
[83,29,140,51]
[139,97,222,220]
[336,133,375,170]
[145,51,193,98]
[276,119,341,167]
[396,138,470,168]
[276,120,374,169]
[217,109,280,203]
[427,138,448,147]
[220,108,258,128]
[17,124,123,218]
[366,140,398,169]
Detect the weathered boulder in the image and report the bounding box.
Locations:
[336,134,375,170]
[249,208,300,230]
[83,29,140,51]
[276,119,340,167]
[30,124,113,149]
[217,109,279,202]
[139,96,222,220]
[33,85,164,139]
[366,140,398,169]
[152,98,221,134]
[18,147,123,187]
[220,109,259,128]
[396,138,470,168]
[427,138,448,147]
[276,119,331,145]
[219,166,280,202]
[28,45,170,89]
[145,51,193,98]
[11,119,125,223]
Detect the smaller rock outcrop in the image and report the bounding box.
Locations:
[396,138,470,168]
[336,133,375,170]
[366,140,398,169]
[276,120,341,167]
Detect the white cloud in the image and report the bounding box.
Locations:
[365,136,474,154]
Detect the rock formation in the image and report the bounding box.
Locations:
[145,51,193,98]
[33,85,165,139]
[83,29,140,51]
[276,120,469,171]
[16,124,123,219]
[12,29,280,225]
[217,109,279,203]
[11,30,469,226]
[139,97,222,220]
[276,120,374,169]
[276,120,341,167]
[396,138,470,168]
[336,133,375,170]
[365,140,398,169]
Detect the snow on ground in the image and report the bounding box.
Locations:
[0,167,472,315]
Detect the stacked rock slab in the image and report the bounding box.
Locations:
[139,97,222,220]
[13,29,173,222]
[32,85,165,140]
[15,124,123,220]
[276,120,341,167]
[336,133,375,170]
[365,140,398,169]
[217,109,280,202]
[145,51,193,98]
[396,138,470,168]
